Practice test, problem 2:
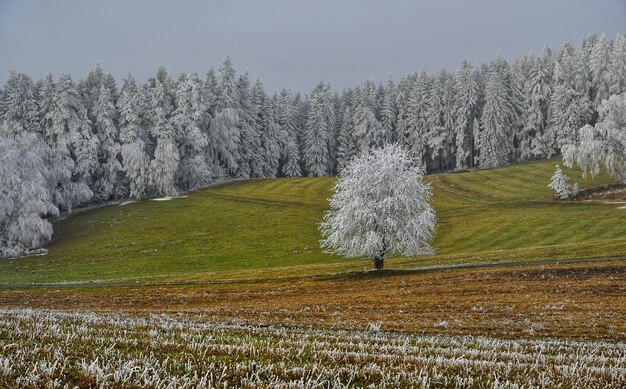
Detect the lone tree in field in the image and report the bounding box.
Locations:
[548,164,571,199]
[320,144,436,270]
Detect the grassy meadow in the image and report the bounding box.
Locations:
[0,158,623,285]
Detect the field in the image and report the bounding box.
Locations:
[1,158,625,386]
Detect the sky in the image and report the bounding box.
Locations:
[0,0,625,93]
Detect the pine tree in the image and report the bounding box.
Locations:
[336,106,357,172]
[478,54,515,168]
[236,76,263,178]
[590,35,611,107]
[351,86,381,154]
[304,81,335,176]
[259,97,282,177]
[276,89,302,177]
[209,57,241,176]
[406,68,431,165]
[608,34,626,96]
[149,74,179,197]
[53,74,99,187]
[118,74,150,199]
[548,164,571,199]
[520,49,553,159]
[172,73,211,190]
[380,75,397,143]
[93,84,122,201]
[454,59,480,169]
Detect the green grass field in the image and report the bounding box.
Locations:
[0,158,624,285]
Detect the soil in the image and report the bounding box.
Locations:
[577,183,626,201]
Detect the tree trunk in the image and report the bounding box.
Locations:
[373,253,384,270]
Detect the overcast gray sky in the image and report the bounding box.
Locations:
[1,0,625,93]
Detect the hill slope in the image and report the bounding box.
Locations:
[0,158,624,285]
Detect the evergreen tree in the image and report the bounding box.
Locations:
[380,75,397,143]
[236,76,263,178]
[336,106,357,172]
[276,88,302,177]
[406,68,431,165]
[303,81,335,176]
[477,54,515,168]
[590,35,611,107]
[453,60,480,169]
[172,73,211,190]
[148,74,179,197]
[209,57,241,176]
[608,34,626,96]
[118,74,150,199]
[93,84,122,200]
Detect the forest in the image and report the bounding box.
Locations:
[1,33,625,258]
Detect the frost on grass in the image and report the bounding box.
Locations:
[0,308,624,388]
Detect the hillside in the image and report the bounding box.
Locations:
[0,158,624,285]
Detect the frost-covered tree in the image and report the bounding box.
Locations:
[406,68,431,165]
[117,75,150,199]
[336,106,358,172]
[546,48,593,152]
[563,92,626,183]
[93,84,122,200]
[235,75,263,178]
[380,75,397,144]
[0,135,59,258]
[208,57,240,176]
[477,54,514,168]
[548,164,571,199]
[609,34,626,96]
[148,75,179,197]
[259,97,282,177]
[304,81,335,176]
[454,59,480,169]
[320,144,436,270]
[590,35,611,107]
[275,88,302,177]
[52,74,99,187]
[521,49,553,159]
[172,73,211,190]
[351,86,381,154]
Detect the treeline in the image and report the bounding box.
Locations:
[1,33,625,257]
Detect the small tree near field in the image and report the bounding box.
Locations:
[548,164,571,199]
[320,144,436,270]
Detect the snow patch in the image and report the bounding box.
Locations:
[119,201,137,206]
[150,196,188,202]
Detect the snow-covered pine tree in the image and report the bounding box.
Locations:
[546,47,593,152]
[118,74,150,199]
[259,97,282,178]
[548,164,571,199]
[608,34,626,96]
[406,68,431,166]
[454,59,480,169]
[336,106,358,172]
[380,75,397,144]
[172,73,211,190]
[477,54,515,168]
[351,86,381,155]
[236,76,263,178]
[208,57,241,177]
[320,144,436,270]
[520,48,553,159]
[276,88,302,177]
[303,81,335,176]
[590,35,612,108]
[52,74,99,188]
[93,83,123,201]
[148,73,179,197]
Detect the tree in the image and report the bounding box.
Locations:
[276,88,302,177]
[609,34,626,96]
[454,59,480,169]
[236,75,263,178]
[320,144,436,270]
[304,81,335,176]
[336,106,357,172]
[93,84,123,201]
[477,54,514,168]
[172,73,211,190]
[208,57,241,176]
[548,164,571,199]
[148,75,179,197]
[380,75,397,144]
[563,92,626,183]
[118,74,150,199]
